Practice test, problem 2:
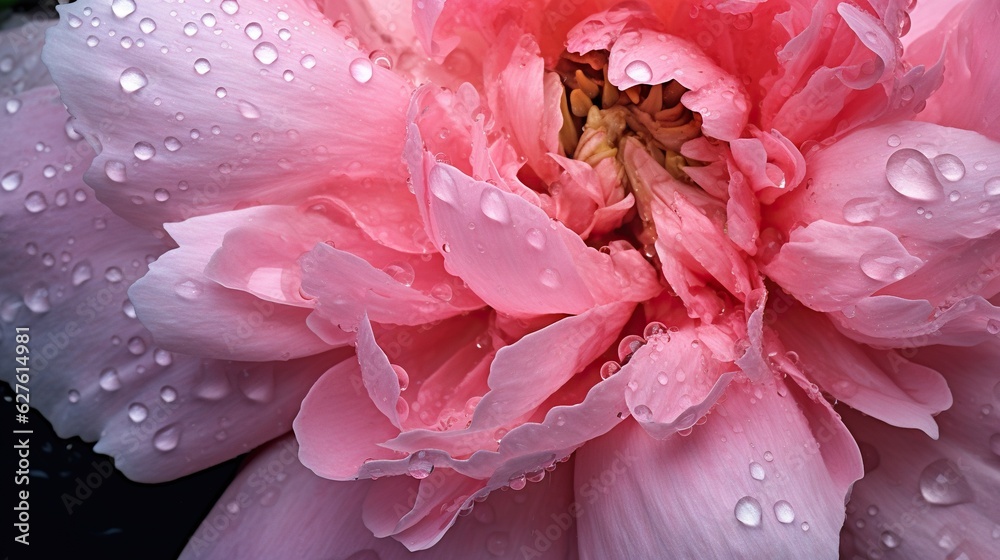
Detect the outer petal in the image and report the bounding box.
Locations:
[43,0,417,241]
[129,207,337,362]
[840,342,1000,560]
[181,434,576,559]
[0,87,348,482]
[575,378,863,560]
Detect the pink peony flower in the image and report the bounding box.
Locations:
[2,0,999,558]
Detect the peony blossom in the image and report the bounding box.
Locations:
[2,0,1000,557]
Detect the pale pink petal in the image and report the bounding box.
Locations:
[129,208,337,361]
[576,378,863,559]
[773,300,952,438]
[902,0,966,50]
[914,0,1000,141]
[0,18,53,95]
[43,0,417,241]
[181,434,576,559]
[567,9,751,141]
[764,220,923,313]
[0,88,349,482]
[840,342,1000,560]
[414,160,658,316]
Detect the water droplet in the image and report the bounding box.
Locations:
[525,228,546,250]
[194,58,211,75]
[105,266,124,283]
[486,532,509,556]
[105,160,127,183]
[600,361,620,379]
[633,404,653,422]
[508,473,527,490]
[244,21,262,40]
[71,262,93,286]
[139,17,156,33]
[480,189,511,223]
[887,135,901,147]
[23,284,50,313]
[5,98,21,115]
[860,253,908,283]
[934,154,966,182]
[984,177,1000,196]
[127,336,146,355]
[880,530,901,549]
[133,141,155,160]
[153,188,170,202]
[99,368,122,391]
[382,262,415,286]
[2,171,23,192]
[111,0,136,19]
[349,58,373,83]
[253,42,278,65]
[843,197,881,224]
[201,13,217,27]
[160,386,177,403]
[407,452,433,479]
[215,87,228,99]
[238,370,274,403]
[174,280,202,299]
[539,268,561,288]
[237,100,261,119]
[24,191,47,213]
[989,433,1000,456]
[119,67,148,93]
[430,283,453,302]
[127,403,148,423]
[886,148,943,201]
[369,49,392,69]
[801,522,810,531]
[749,462,765,481]
[773,500,795,524]
[153,425,181,451]
[763,451,774,462]
[919,459,973,505]
[221,0,240,15]
[68,390,80,403]
[624,60,653,82]
[735,496,762,527]
[300,54,317,69]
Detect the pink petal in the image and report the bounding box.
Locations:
[840,342,1000,560]
[414,160,658,316]
[181,434,576,559]
[129,207,336,361]
[575,378,863,559]
[764,220,923,313]
[0,88,349,482]
[914,0,1000,141]
[43,0,417,241]
[0,18,53,95]
[773,299,952,438]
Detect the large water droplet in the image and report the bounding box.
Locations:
[919,459,974,505]
[383,262,415,287]
[984,177,1000,197]
[133,141,156,160]
[860,253,909,283]
[24,191,47,213]
[349,58,374,83]
[153,425,181,451]
[633,404,653,422]
[194,58,211,75]
[71,262,93,286]
[23,284,51,313]
[119,67,148,93]
[480,189,510,223]
[525,228,546,250]
[2,170,23,192]
[934,154,966,182]
[624,60,653,82]
[749,462,765,481]
[111,0,136,19]
[160,385,178,403]
[105,160,127,183]
[886,148,943,201]
[99,368,122,391]
[735,496,763,527]
[253,42,278,65]
[221,0,240,15]
[773,500,795,524]
[244,22,262,40]
[843,197,881,224]
[127,403,148,423]
[139,17,156,33]
[407,452,433,479]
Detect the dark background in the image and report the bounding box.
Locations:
[3,4,243,558]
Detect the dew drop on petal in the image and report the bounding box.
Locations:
[133,141,155,160]
[111,0,136,19]
[774,500,795,524]
[253,42,278,65]
[68,390,80,403]
[886,148,943,201]
[139,17,156,33]
[24,191,47,213]
[2,170,23,192]
[127,403,148,423]
[919,459,974,505]
[160,386,178,403]
[880,530,901,549]
[633,404,653,422]
[480,189,511,223]
[153,425,181,452]
[119,67,148,93]
[127,336,146,355]
[735,496,762,527]
[349,58,373,83]
[934,154,965,182]
[105,160,127,182]
[244,22,262,40]
[539,268,561,288]
[194,58,211,75]
[99,368,121,391]
[749,462,765,481]
[407,452,433,479]
[984,177,1000,196]
[71,262,93,286]
[624,60,653,82]
[300,54,316,69]
[842,197,880,224]
[525,228,545,250]
[237,100,261,119]
[221,0,240,15]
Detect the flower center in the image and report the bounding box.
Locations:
[556,50,704,253]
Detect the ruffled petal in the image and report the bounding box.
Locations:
[43,0,416,239]
[840,342,1000,560]
[0,88,348,482]
[575,377,863,559]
